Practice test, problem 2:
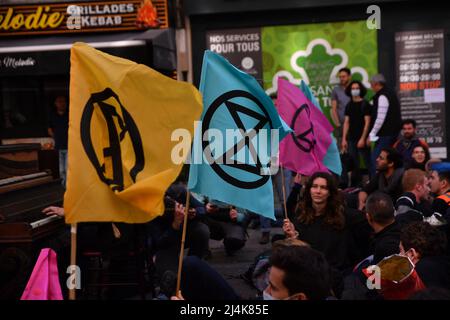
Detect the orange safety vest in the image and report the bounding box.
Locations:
[437,192,450,205]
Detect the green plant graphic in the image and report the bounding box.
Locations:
[262,21,378,122]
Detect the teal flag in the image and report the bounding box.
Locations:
[188,50,291,219]
[300,80,342,175]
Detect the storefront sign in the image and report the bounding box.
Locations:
[0,56,36,68]
[0,53,40,75]
[205,22,378,124]
[0,0,168,36]
[206,28,263,84]
[395,30,446,158]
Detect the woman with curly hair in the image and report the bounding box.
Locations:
[283,172,370,273]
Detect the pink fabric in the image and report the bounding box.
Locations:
[277,78,333,176]
[21,248,63,300]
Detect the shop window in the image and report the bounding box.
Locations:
[1,77,42,139]
[0,76,68,141]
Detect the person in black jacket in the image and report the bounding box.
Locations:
[367,74,402,177]
[395,169,433,227]
[203,200,249,256]
[393,119,429,166]
[147,182,210,294]
[358,147,404,210]
[340,192,401,300]
[365,192,401,264]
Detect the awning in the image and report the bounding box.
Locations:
[0,28,176,75]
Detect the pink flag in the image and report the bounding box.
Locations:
[277,78,333,176]
[21,248,63,300]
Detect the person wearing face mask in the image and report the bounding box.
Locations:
[263,245,333,300]
[331,68,352,144]
[341,80,372,188]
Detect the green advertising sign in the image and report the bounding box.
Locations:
[262,20,378,122]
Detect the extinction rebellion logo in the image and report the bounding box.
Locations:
[201,90,275,189]
[291,103,316,153]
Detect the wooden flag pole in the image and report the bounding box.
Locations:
[176,191,191,296]
[69,223,77,300]
[280,166,289,220]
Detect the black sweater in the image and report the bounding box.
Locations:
[370,221,401,264]
[416,255,450,290]
[292,207,370,271]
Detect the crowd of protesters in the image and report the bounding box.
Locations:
[124,69,445,302]
[167,70,450,301]
[5,70,449,301]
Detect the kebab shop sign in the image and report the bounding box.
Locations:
[0,1,158,35]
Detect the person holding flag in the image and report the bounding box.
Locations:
[188,50,291,223]
[63,43,203,299]
[65,42,202,224]
[283,172,371,297]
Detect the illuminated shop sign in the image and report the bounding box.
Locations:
[0,0,168,36]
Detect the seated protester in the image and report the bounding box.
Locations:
[283,171,371,296]
[172,240,332,301]
[147,195,210,293]
[393,119,428,165]
[176,256,241,300]
[428,162,450,218]
[425,158,442,174]
[400,221,450,291]
[241,238,309,296]
[405,145,430,171]
[164,182,210,258]
[203,200,249,256]
[263,245,333,300]
[365,192,400,264]
[358,147,404,211]
[395,169,433,227]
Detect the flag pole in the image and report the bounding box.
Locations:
[69,223,77,300]
[280,166,289,220]
[176,191,191,296]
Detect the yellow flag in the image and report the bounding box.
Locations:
[64,42,202,223]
